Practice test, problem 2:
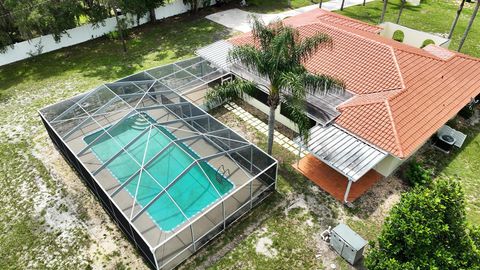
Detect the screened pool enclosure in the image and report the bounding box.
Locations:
[39,57,278,269]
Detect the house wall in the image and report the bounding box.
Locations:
[379,22,450,49]
[242,94,300,132]
[0,0,216,67]
[373,154,404,177]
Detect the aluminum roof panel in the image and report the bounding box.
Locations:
[300,125,387,181]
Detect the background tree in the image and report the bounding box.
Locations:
[0,0,16,53]
[365,178,480,269]
[99,0,166,52]
[205,17,344,155]
[396,0,406,24]
[380,0,388,23]
[448,0,466,39]
[0,0,83,52]
[458,0,479,52]
[183,0,211,13]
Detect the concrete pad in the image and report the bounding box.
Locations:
[206,1,374,33]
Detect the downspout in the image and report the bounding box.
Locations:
[344,178,353,203]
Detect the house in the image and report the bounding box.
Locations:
[197,9,480,203]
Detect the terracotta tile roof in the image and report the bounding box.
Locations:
[283,9,383,34]
[228,9,480,158]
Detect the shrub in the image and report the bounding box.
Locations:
[404,160,432,187]
[365,178,480,270]
[459,104,475,119]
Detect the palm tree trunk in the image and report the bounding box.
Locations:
[319,0,323,8]
[396,0,405,24]
[363,0,366,6]
[340,0,346,11]
[267,106,276,155]
[380,0,388,23]
[449,0,466,39]
[458,0,479,52]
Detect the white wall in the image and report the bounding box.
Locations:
[406,0,421,6]
[0,0,215,66]
[242,94,300,132]
[379,22,451,49]
[373,154,404,177]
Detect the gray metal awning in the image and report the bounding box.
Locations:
[196,40,233,70]
[299,125,387,181]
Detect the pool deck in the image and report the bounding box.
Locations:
[58,96,268,259]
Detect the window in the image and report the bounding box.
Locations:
[246,88,269,106]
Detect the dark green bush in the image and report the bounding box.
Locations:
[365,178,480,270]
[404,160,432,187]
[459,105,475,119]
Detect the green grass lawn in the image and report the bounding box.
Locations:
[336,0,480,57]
[244,0,321,13]
[0,11,231,269]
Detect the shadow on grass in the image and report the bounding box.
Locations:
[0,7,232,101]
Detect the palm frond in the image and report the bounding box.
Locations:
[282,94,311,143]
[204,79,258,109]
[269,27,300,71]
[228,45,264,74]
[250,15,282,51]
[303,73,345,95]
[296,33,332,63]
[279,71,307,100]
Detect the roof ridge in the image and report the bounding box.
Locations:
[316,12,383,32]
[338,97,384,109]
[338,89,401,109]
[384,99,404,157]
[394,47,443,61]
[389,46,406,90]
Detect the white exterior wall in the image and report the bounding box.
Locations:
[0,0,216,66]
[379,22,451,49]
[242,95,300,132]
[373,154,404,177]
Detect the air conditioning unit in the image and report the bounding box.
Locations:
[435,134,456,153]
[330,224,367,265]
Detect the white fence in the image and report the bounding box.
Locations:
[0,0,215,66]
[379,22,450,49]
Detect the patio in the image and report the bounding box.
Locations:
[293,154,383,202]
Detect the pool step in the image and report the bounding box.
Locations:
[131,116,151,130]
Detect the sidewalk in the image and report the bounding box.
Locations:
[206,0,374,33]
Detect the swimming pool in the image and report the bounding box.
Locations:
[84,113,234,231]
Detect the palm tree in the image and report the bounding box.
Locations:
[458,0,479,52]
[396,0,406,24]
[205,17,344,155]
[380,0,388,23]
[449,0,466,39]
[340,0,346,10]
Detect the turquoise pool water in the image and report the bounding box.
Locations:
[84,113,234,232]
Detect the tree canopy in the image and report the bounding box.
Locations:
[0,0,166,53]
[366,178,480,270]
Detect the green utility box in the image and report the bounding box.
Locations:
[330,224,367,265]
